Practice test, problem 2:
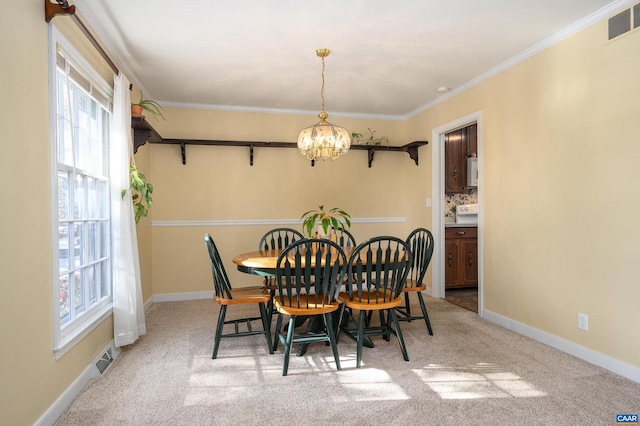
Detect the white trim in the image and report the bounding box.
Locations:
[53,305,113,360]
[151,217,406,227]
[431,111,483,308]
[482,309,640,384]
[35,341,121,426]
[153,291,213,303]
[159,101,406,121]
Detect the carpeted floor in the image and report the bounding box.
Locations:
[56,296,640,425]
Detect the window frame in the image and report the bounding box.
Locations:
[49,27,115,360]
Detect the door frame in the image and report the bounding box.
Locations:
[431,111,483,316]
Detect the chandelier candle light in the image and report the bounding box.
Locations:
[297,48,351,161]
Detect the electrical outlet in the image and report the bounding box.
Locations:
[578,313,588,331]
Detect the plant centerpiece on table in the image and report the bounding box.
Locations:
[351,128,390,147]
[121,164,153,224]
[131,91,166,121]
[301,205,351,238]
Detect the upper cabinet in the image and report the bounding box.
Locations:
[445,124,477,194]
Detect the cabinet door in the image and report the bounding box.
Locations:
[466,123,477,156]
[445,129,466,193]
[445,240,461,287]
[462,239,478,285]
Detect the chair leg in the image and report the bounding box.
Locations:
[356,310,366,368]
[273,312,283,351]
[267,289,276,319]
[417,292,433,335]
[389,309,409,361]
[335,303,346,341]
[212,305,227,359]
[258,302,274,354]
[404,292,412,319]
[282,316,296,376]
[324,313,341,370]
[379,310,390,342]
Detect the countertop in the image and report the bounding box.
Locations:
[444,221,477,228]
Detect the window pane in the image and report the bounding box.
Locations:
[59,274,70,324]
[88,221,97,262]
[88,265,96,304]
[100,220,109,259]
[58,171,69,221]
[72,270,84,316]
[73,223,83,268]
[59,223,70,273]
[87,177,96,218]
[74,174,84,219]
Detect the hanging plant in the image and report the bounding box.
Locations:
[121,164,153,224]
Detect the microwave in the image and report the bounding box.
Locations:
[467,157,478,187]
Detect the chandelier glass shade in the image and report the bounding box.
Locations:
[297,49,350,161]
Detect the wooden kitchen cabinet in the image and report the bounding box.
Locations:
[445,124,477,194]
[445,226,478,289]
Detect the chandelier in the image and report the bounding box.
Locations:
[297,48,350,161]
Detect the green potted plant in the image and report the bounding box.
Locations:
[121,164,153,224]
[131,91,165,120]
[300,205,351,238]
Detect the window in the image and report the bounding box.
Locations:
[50,29,114,358]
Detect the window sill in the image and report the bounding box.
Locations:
[53,304,113,360]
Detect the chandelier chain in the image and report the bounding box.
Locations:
[320,55,326,116]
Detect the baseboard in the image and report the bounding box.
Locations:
[482,308,640,384]
[35,340,121,426]
[153,290,213,303]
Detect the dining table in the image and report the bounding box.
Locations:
[232,246,375,354]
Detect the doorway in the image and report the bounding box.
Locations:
[431,111,483,316]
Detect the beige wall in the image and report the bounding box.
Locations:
[2,1,638,424]
[0,2,116,424]
[147,108,415,293]
[407,19,640,367]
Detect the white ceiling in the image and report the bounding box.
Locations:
[75,0,625,119]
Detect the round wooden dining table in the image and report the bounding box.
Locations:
[232,246,374,353]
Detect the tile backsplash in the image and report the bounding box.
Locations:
[444,188,478,218]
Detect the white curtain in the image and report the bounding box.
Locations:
[111,73,146,347]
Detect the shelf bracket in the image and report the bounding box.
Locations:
[133,129,151,154]
[406,145,420,166]
[180,142,186,165]
[367,149,375,168]
[249,145,254,166]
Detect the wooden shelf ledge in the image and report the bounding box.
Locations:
[132,117,428,167]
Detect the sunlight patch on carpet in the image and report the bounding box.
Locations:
[412,363,547,399]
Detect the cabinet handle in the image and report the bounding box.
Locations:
[468,252,474,266]
[455,231,466,235]
[448,252,453,267]
[453,167,458,178]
